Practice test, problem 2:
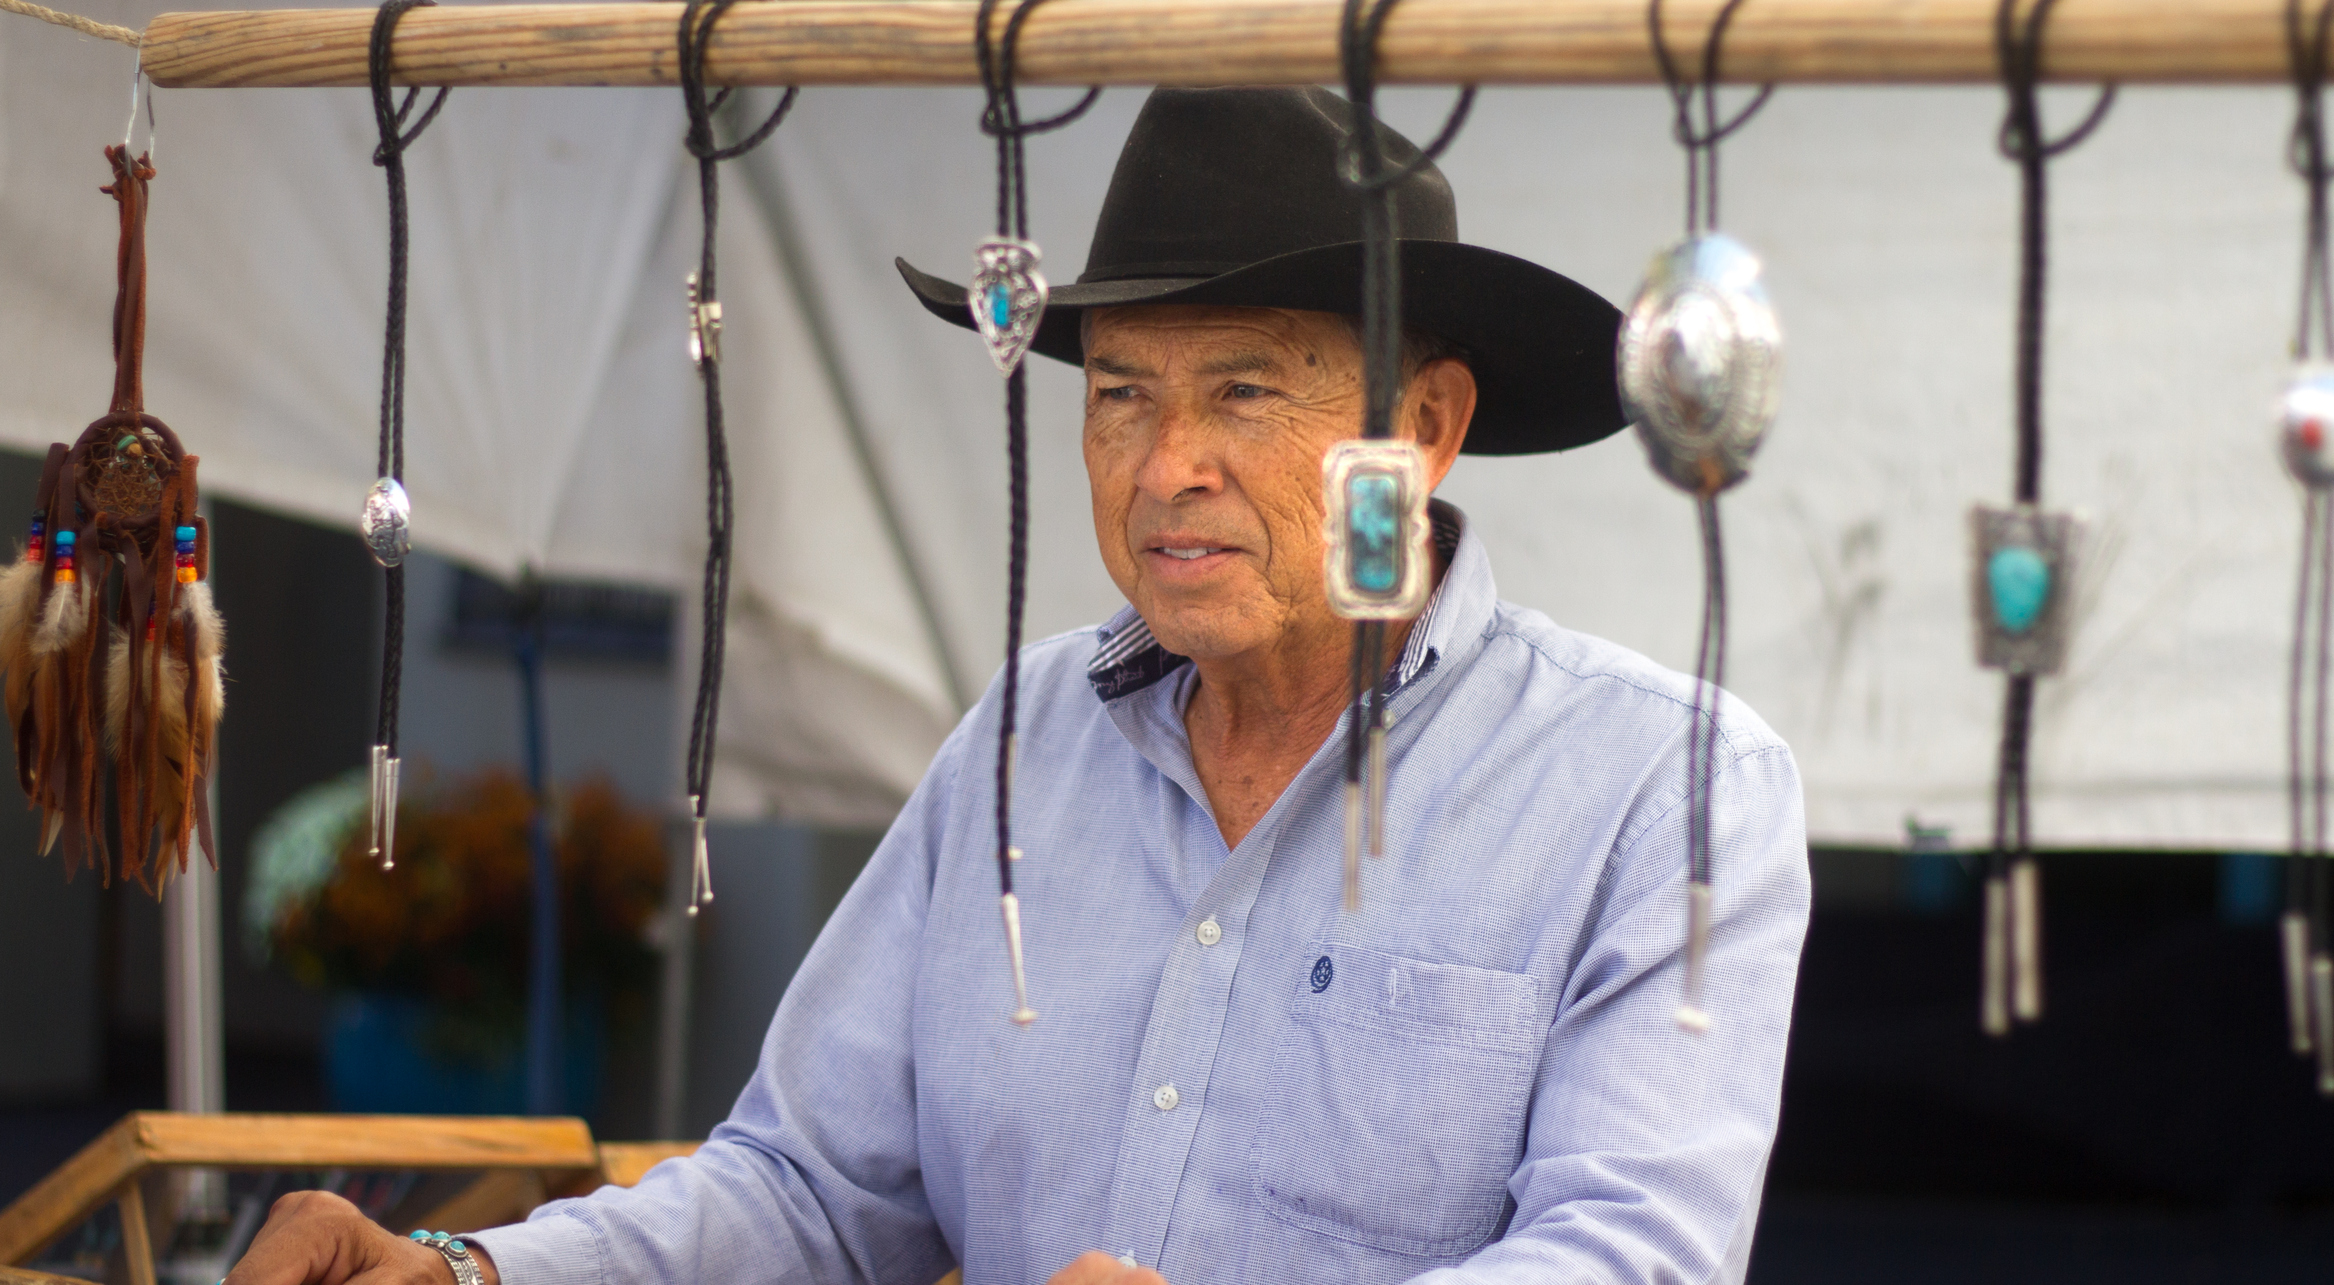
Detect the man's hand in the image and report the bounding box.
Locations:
[1044,1251,1167,1285]
[224,1191,501,1285]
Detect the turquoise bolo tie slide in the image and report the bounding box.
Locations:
[1970,503,2084,675]
[1322,440,1431,621]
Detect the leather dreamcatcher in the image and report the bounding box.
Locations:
[0,145,223,890]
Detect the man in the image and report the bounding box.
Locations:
[231,86,1808,1285]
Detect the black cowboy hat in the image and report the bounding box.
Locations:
[898,85,1625,455]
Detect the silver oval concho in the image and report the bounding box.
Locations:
[1617,233,1782,497]
[361,476,412,568]
[971,237,1048,376]
[2282,364,2334,490]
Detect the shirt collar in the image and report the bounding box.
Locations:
[1089,499,1477,703]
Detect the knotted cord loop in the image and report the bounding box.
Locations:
[1996,0,2115,507]
[676,0,799,854]
[1648,0,1774,236]
[369,0,449,764]
[976,0,1100,240]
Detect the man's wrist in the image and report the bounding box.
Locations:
[411,1230,493,1285]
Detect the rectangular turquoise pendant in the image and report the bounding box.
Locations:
[1322,440,1431,621]
[1970,503,2082,675]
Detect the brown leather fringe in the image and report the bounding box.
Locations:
[0,146,225,894]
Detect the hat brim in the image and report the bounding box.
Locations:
[896,240,1625,456]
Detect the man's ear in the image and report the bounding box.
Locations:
[1404,358,1476,488]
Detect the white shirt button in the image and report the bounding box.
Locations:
[1196,917,1221,946]
[1117,1256,1137,1269]
[1153,1082,1179,1111]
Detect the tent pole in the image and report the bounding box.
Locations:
[163,498,225,1216]
[141,0,2302,91]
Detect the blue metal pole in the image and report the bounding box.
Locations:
[517,601,562,1115]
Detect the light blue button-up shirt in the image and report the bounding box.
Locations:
[472,504,1810,1285]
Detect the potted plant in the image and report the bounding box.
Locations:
[246,765,666,1116]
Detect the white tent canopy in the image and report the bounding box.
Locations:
[0,3,2311,846]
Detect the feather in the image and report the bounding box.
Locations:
[34,580,84,654]
[0,558,42,785]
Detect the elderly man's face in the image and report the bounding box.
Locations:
[1081,305,1466,664]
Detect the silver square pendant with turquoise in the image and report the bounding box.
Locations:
[1321,440,1430,620]
[1970,503,2082,675]
[970,237,1047,375]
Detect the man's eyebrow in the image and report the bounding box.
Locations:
[1195,350,1284,377]
[1085,354,1151,378]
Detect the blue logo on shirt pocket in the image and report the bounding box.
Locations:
[1252,944,1542,1260]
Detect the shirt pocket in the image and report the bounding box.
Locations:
[1249,942,1543,1259]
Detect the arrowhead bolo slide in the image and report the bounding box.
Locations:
[970,237,1048,375]
[1969,503,2083,676]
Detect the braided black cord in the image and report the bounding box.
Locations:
[1988,0,2115,886]
[676,0,799,824]
[2291,0,2334,360]
[1686,497,1729,887]
[973,0,1099,904]
[369,0,449,759]
[2318,499,2334,945]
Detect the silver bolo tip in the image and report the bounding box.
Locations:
[2313,954,2334,1095]
[687,801,713,916]
[1675,881,1713,1033]
[1366,726,1387,860]
[1001,892,1037,1025]
[1341,781,1363,912]
[1981,875,2012,1037]
[367,745,393,869]
[381,755,401,872]
[2285,912,2316,1055]
[2009,858,2043,1024]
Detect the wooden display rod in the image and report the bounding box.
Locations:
[0,1113,598,1268]
[142,0,2301,91]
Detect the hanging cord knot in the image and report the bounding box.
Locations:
[975,0,1100,240]
[1647,0,1774,237]
[370,0,449,168]
[1992,0,2114,506]
[1334,0,1474,199]
[678,0,798,166]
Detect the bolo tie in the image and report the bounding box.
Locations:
[358,0,449,872]
[676,0,800,915]
[2276,0,2334,1094]
[1970,0,2114,1037]
[1325,0,1473,913]
[1618,0,1780,1031]
[968,0,1098,1025]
